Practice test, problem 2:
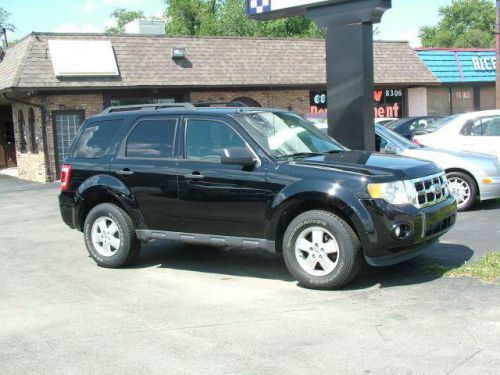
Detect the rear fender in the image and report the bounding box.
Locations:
[75,174,146,230]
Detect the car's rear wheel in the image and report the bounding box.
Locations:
[447,172,477,211]
[282,210,363,289]
[84,203,140,268]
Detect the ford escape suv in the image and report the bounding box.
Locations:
[59,104,457,289]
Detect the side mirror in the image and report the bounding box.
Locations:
[221,147,257,168]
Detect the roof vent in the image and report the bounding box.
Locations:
[123,19,166,35]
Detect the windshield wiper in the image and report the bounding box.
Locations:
[277,152,324,160]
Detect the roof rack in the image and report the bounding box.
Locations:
[194,101,249,108]
[102,103,195,114]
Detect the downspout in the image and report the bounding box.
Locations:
[3,93,52,181]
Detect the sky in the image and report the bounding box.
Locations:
[0,0,490,47]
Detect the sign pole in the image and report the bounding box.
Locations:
[248,0,391,151]
[324,22,375,150]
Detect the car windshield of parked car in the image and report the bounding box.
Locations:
[425,115,460,132]
[376,125,419,150]
[236,111,346,159]
[385,118,408,130]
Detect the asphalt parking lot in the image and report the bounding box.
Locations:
[0,174,499,374]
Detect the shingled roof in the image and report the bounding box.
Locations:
[0,32,438,92]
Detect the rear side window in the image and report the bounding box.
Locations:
[73,120,123,158]
[126,118,177,158]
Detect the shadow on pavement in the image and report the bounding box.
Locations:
[346,243,474,290]
[466,199,500,212]
[132,240,474,288]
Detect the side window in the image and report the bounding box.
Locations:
[461,116,500,136]
[484,116,500,136]
[74,120,124,158]
[186,120,247,162]
[126,118,177,158]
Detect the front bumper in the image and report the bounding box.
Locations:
[479,176,500,201]
[361,196,457,266]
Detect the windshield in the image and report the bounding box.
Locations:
[385,118,408,130]
[425,115,460,132]
[376,125,418,150]
[235,111,345,159]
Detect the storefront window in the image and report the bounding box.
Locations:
[427,88,451,116]
[451,87,474,114]
[480,87,496,111]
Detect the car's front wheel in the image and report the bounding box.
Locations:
[282,210,363,289]
[84,203,141,268]
[447,172,477,211]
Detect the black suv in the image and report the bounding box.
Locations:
[59,104,457,289]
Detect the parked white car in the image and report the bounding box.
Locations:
[376,125,500,211]
[412,110,500,158]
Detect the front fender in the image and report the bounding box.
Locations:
[266,179,376,245]
[75,174,146,230]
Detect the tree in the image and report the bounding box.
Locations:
[0,7,15,32]
[164,0,324,38]
[419,0,495,48]
[164,0,219,36]
[106,8,145,34]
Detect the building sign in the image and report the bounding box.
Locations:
[247,0,341,19]
[309,89,403,118]
[472,56,496,72]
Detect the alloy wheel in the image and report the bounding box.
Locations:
[295,226,340,277]
[91,216,121,257]
[448,177,471,209]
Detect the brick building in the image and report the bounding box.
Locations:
[0,32,438,182]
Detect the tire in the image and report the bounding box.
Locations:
[282,210,363,290]
[446,172,477,211]
[83,203,140,268]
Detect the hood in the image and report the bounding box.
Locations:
[405,147,498,162]
[293,151,441,180]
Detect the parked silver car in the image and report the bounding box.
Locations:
[375,124,500,211]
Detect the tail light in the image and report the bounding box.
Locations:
[60,164,72,191]
[412,138,421,146]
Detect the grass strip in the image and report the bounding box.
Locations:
[420,252,500,283]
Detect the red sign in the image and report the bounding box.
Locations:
[310,89,403,118]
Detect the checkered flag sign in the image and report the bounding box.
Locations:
[248,0,271,15]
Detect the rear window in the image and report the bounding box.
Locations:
[73,120,123,158]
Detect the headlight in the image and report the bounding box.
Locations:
[367,181,412,205]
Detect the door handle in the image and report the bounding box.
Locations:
[116,169,134,176]
[184,172,205,180]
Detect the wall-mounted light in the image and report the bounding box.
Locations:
[171,47,186,59]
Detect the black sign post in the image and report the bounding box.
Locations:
[247,0,391,151]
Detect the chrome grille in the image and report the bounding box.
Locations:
[411,172,450,208]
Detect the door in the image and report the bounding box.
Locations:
[459,115,500,157]
[53,110,85,176]
[110,116,182,231]
[177,117,270,238]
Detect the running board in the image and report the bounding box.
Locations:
[136,230,276,253]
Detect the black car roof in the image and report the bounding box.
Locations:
[88,107,285,122]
